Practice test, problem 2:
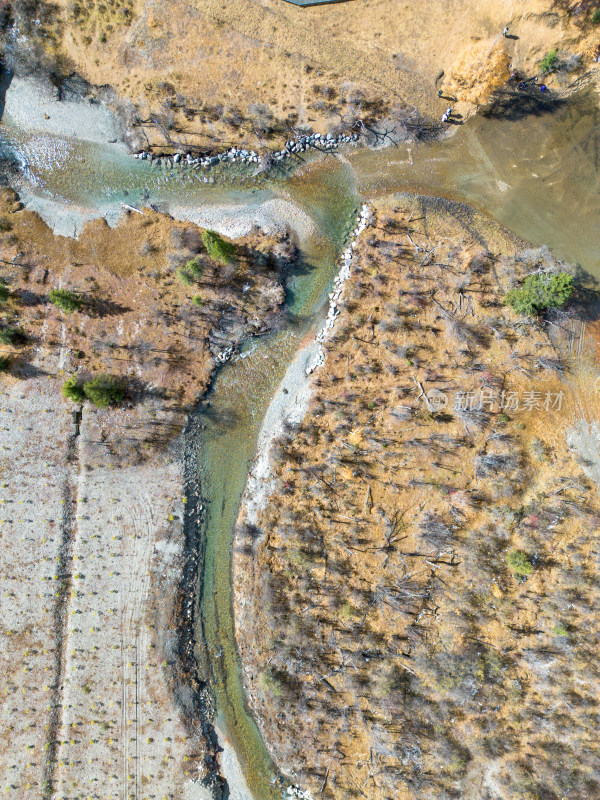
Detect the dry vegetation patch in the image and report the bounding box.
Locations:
[0,187,290,435]
[2,0,599,149]
[236,199,600,800]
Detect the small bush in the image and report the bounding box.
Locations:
[539,49,558,74]
[506,549,533,577]
[593,9,600,24]
[504,272,573,315]
[258,670,283,697]
[49,288,83,314]
[175,266,193,286]
[202,229,236,265]
[62,376,85,403]
[83,375,125,407]
[185,257,204,281]
[192,294,204,307]
[0,326,26,345]
[0,356,10,372]
[0,282,9,303]
[176,257,205,286]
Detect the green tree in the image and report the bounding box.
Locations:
[539,49,558,73]
[0,356,11,373]
[0,282,9,304]
[176,257,204,286]
[49,288,83,314]
[593,9,600,24]
[202,229,236,265]
[62,376,85,403]
[504,272,573,315]
[0,326,26,345]
[506,549,533,577]
[175,266,194,286]
[83,375,125,407]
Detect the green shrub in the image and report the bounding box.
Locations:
[0,356,10,372]
[176,257,205,286]
[0,282,9,304]
[185,257,204,280]
[202,229,236,265]
[539,49,558,73]
[506,549,533,577]
[0,326,26,345]
[175,266,194,286]
[83,375,125,407]
[593,9,600,24]
[504,272,573,315]
[49,288,83,314]
[192,294,204,307]
[258,670,283,697]
[62,376,85,403]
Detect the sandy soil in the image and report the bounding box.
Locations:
[0,369,215,798]
[241,332,319,527]
[3,75,128,146]
[171,198,316,242]
[216,729,254,800]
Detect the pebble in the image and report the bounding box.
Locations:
[132,131,361,171]
[306,203,372,376]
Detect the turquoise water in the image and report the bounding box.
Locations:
[196,158,359,799]
[2,87,600,798]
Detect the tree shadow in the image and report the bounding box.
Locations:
[0,67,13,124]
[482,87,566,121]
[282,250,316,307]
[85,297,132,318]
[17,289,45,307]
[13,360,50,379]
[197,402,240,434]
[558,264,600,322]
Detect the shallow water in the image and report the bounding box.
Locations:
[196,160,360,800]
[2,85,600,799]
[3,89,599,272]
[351,89,600,275]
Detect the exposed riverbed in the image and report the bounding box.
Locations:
[2,76,600,799]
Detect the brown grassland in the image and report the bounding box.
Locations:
[0,186,289,424]
[4,0,600,150]
[235,197,600,800]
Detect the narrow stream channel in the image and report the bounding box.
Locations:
[195,158,360,800]
[2,83,600,799]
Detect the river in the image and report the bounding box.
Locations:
[1,82,599,799]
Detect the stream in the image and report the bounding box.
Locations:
[1,82,599,799]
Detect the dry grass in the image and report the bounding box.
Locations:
[236,198,600,800]
[0,188,289,423]
[4,0,597,149]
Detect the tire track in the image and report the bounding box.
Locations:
[44,409,82,799]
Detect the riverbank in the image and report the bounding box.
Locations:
[2,74,130,147]
[234,194,600,799]
[171,198,316,243]
[0,179,316,799]
[8,0,599,153]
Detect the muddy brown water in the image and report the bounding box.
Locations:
[2,87,599,798]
